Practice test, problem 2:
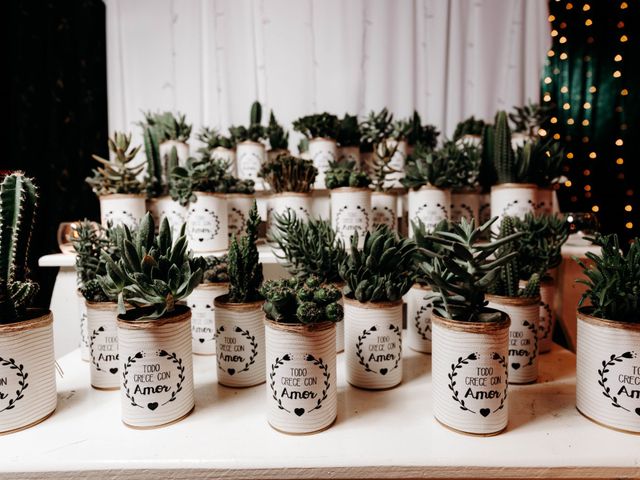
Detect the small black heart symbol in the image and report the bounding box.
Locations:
[147,402,159,411]
[109,368,118,374]
[198,238,204,242]
[511,363,521,370]
[635,408,640,416]
[199,338,205,343]
[480,408,490,417]
[294,408,305,417]
[228,368,236,375]
[380,368,388,375]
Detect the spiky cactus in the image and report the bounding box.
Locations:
[0,173,39,322]
[266,111,289,150]
[228,202,263,303]
[325,160,371,189]
[87,132,145,196]
[407,111,440,148]
[493,111,515,184]
[258,154,317,193]
[229,101,266,143]
[142,111,192,142]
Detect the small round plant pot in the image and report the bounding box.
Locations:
[311,191,331,221]
[117,306,195,429]
[538,278,557,354]
[330,187,371,249]
[490,183,537,235]
[308,137,338,190]
[187,192,228,253]
[267,148,289,163]
[77,290,90,362]
[407,186,451,237]
[451,190,480,225]
[338,146,361,167]
[431,311,510,435]
[267,192,312,235]
[576,308,640,433]
[487,294,540,384]
[0,311,57,434]
[211,147,237,175]
[265,319,337,434]
[214,296,265,387]
[406,284,433,354]
[86,302,120,390]
[226,193,254,239]
[147,196,188,236]
[344,298,403,390]
[536,187,556,215]
[99,194,146,230]
[236,141,266,190]
[159,140,189,166]
[188,283,229,355]
[371,191,397,231]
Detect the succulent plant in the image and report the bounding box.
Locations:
[437,140,482,191]
[509,101,552,137]
[228,202,263,303]
[401,143,458,190]
[339,226,417,303]
[266,111,289,151]
[98,213,202,319]
[170,156,238,205]
[143,125,164,197]
[369,140,399,192]
[453,116,486,140]
[227,177,256,194]
[407,111,439,149]
[325,159,371,189]
[528,138,565,187]
[576,234,640,323]
[0,173,39,323]
[191,254,229,284]
[297,137,309,155]
[86,132,145,196]
[142,111,192,143]
[229,101,266,143]
[292,113,340,140]
[260,276,343,325]
[269,211,346,284]
[197,127,235,157]
[360,108,394,146]
[417,217,523,322]
[391,119,412,141]
[412,218,450,283]
[258,154,317,193]
[336,114,361,147]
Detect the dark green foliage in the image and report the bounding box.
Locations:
[197,127,235,157]
[142,111,192,142]
[229,101,266,143]
[576,234,640,323]
[493,111,516,184]
[325,160,371,189]
[266,111,289,150]
[336,114,361,147]
[453,116,486,140]
[191,255,229,284]
[0,173,39,323]
[412,219,450,283]
[258,154,317,193]
[478,124,496,192]
[292,113,340,140]
[508,101,552,137]
[360,108,394,146]
[437,140,482,191]
[407,111,439,148]
[339,226,417,303]
[528,138,565,187]
[228,202,263,303]
[98,213,202,319]
[260,276,343,325]
[86,132,144,196]
[269,211,346,284]
[143,126,164,197]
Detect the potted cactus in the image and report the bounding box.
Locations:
[261,276,342,434]
[269,212,347,352]
[440,141,482,225]
[188,255,228,356]
[259,154,317,234]
[87,132,146,229]
[360,109,396,184]
[99,214,202,428]
[293,113,340,189]
[369,139,400,231]
[197,127,237,175]
[406,111,439,157]
[419,217,517,435]
[575,234,640,433]
[266,111,290,162]
[336,114,361,167]
[0,173,57,434]
[142,111,192,166]
[339,227,417,389]
[230,101,267,189]
[325,160,372,249]
[453,116,486,147]
[213,203,265,387]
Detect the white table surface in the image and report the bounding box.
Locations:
[1,343,638,479]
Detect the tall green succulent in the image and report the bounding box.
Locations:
[453,116,486,140]
[229,101,266,143]
[0,173,39,323]
[437,140,481,191]
[142,111,192,143]
[143,126,164,197]
[266,111,289,150]
[336,114,360,147]
[258,154,317,193]
[339,226,417,303]
[292,113,339,140]
[412,219,450,283]
[493,111,516,184]
[369,139,399,192]
[325,160,371,189]
[228,202,263,303]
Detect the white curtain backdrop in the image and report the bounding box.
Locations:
[105,0,549,147]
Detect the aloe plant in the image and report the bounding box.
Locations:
[230,101,266,143]
[0,173,39,323]
[228,202,263,303]
[453,116,486,140]
[336,114,361,147]
[325,160,371,189]
[266,111,289,150]
[293,113,340,140]
[197,127,235,157]
[258,154,317,193]
[142,111,192,143]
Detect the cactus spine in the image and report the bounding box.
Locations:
[494,111,515,184]
[228,202,263,303]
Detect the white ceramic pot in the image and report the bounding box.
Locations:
[117,307,194,428]
[226,193,255,239]
[338,146,361,168]
[330,188,371,249]
[407,186,451,237]
[267,148,289,163]
[146,196,188,235]
[77,291,90,362]
[406,284,433,353]
[160,140,190,167]
[487,295,540,384]
[490,183,537,235]
[0,311,57,434]
[214,296,265,387]
[311,191,331,221]
[211,147,237,176]
[382,139,408,189]
[87,302,120,390]
[265,320,337,434]
[371,192,397,231]
[431,311,510,435]
[344,299,403,390]
[538,279,557,354]
[188,283,228,355]
[99,194,146,229]
[576,309,640,433]
[236,141,266,190]
[536,187,556,215]
[267,193,312,235]
[451,191,480,225]
[186,192,228,253]
[309,138,338,190]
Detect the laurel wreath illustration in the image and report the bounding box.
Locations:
[216,325,259,376]
[539,300,553,341]
[598,351,637,412]
[522,319,539,367]
[372,205,396,229]
[0,357,29,413]
[415,202,448,223]
[335,205,370,238]
[355,324,402,375]
[188,207,221,241]
[413,302,433,341]
[89,325,114,373]
[451,202,474,221]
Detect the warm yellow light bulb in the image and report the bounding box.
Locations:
[583,4,591,11]
[582,120,590,126]
[613,71,622,78]
[616,139,624,146]
[565,180,572,187]
[563,103,571,110]
[548,50,556,57]
[561,86,569,93]
[544,77,552,84]
[620,35,628,42]
[625,205,633,212]
[589,152,597,159]
[551,29,558,37]
[548,14,556,22]
[621,89,629,96]
[560,53,568,60]
[551,117,558,124]
[559,36,567,44]
[584,102,591,109]
[615,54,622,62]
[543,94,552,102]
[585,19,593,26]
[626,222,633,229]
[617,158,624,165]
[592,206,599,213]
[566,152,574,159]
[621,2,628,9]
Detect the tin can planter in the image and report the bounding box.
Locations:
[267,148,289,163]
[576,308,640,433]
[338,146,361,167]
[117,306,195,429]
[344,298,403,390]
[308,138,338,190]
[311,191,331,221]
[536,187,556,215]
[407,186,451,237]
[159,140,189,167]
[99,194,146,229]
[265,319,337,434]
[431,311,510,435]
[267,193,312,234]
[226,193,254,239]
[86,302,120,390]
[451,190,480,225]
[77,291,90,362]
[237,141,266,189]
[371,191,397,231]
[188,283,228,355]
[538,279,557,354]
[0,311,57,434]
[147,196,188,235]
[211,147,237,175]
[490,183,537,235]
[331,187,371,249]
[186,192,228,253]
[406,284,433,353]
[214,296,265,387]
[487,295,540,384]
